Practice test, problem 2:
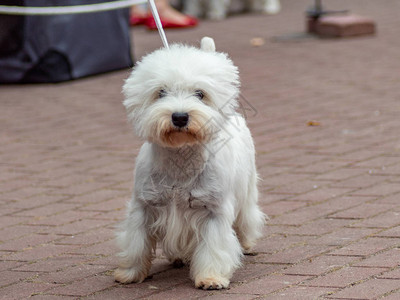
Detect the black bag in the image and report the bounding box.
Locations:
[0,0,133,83]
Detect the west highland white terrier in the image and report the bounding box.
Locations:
[184,0,281,20]
[115,37,266,290]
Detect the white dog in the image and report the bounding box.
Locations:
[183,0,281,20]
[115,37,266,290]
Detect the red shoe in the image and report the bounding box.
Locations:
[145,15,198,30]
[130,14,148,26]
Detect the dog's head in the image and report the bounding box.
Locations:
[123,37,240,148]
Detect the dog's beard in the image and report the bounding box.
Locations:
[163,131,199,148]
[145,110,215,148]
[153,119,210,148]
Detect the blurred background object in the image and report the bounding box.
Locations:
[0,0,133,83]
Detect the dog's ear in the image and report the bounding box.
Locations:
[200,37,216,52]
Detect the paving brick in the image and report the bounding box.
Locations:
[267,286,338,299]
[351,209,400,228]
[78,196,126,212]
[69,239,117,257]
[269,201,350,226]
[376,226,400,238]
[335,150,380,163]
[295,196,370,216]
[331,174,387,189]
[257,245,333,265]
[2,187,54,201]
[231,262,284,283]
[0,270,32,288]
[302,266,386,288]
[0,215,31,229]
[55,227,115,246]
[287,218,353,236]
[261,201,307,217]
[352,156,400,169]
[4,244,78,262]
[13,203,78,218]
[144,282,213,300]
[311,227,378,247]
[13,255,88,273]
[43,174,101,189]
[313,168,366,181]
[46,275,116,297]
[6,194,71,211]
[289,187,355,203]
[328,238,400,257]
[228,274,310,295]
[292,160,351,175]
[352,248,400,268]
[284,255,355,276]
[263,174,312,189]
[84,286,155,300]
[27,210,99,226]
[329,203,394,220]
[380,291,400,300]
[372,163,400,176]
[0,233,60,252]
[0,225,44,241]
[326,278,400,299]
[38,264,111,285]
[351,183,400,197]
[47,219,107,236]
[0,261,24,272]
[253,234,315,254]
[262,193,292,204]
[0,281,56,300]
[199,294,256,300]
[378,268,400,279]
[63,189,127,205]
[30,295,74,299]
[268,180,322,195]
[374,194,400,205]
[90,209,125,222]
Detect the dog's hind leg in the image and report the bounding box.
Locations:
[115,202,155,284]
[234,173,266,254]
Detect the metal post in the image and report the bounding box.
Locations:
[307,0,347,19]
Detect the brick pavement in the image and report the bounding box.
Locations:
[1,0,400,299]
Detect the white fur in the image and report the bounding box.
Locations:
[183,0,281,20]
[115,37,266,290]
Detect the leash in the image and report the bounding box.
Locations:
[0,0,169,48]
[148,0,169,48]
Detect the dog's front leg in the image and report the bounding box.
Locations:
[115,201,154,284]
[191,212,243,289]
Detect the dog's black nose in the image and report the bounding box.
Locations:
[171,112,189,128]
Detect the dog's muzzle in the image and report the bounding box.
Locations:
[171,112,189,128]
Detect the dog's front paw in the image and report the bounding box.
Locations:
[195,276,230,290]
[114,267,148,284]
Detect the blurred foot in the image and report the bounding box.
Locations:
[130,6,148,26]
[148,1,198,29]
[146,14,197,29]
[264,0,281,15]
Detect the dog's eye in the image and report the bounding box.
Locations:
[194,90,204,100]
[158,89,167,98]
